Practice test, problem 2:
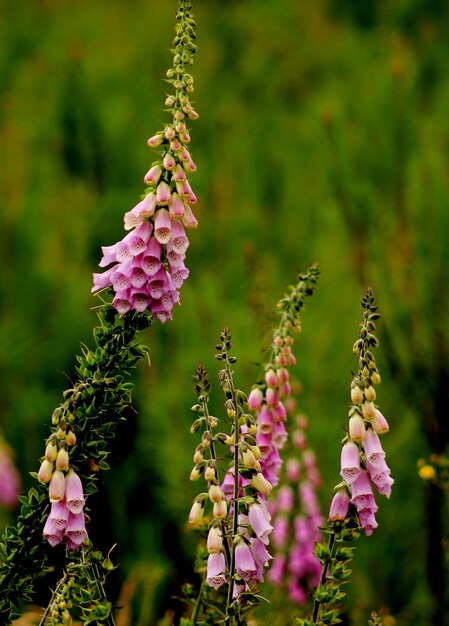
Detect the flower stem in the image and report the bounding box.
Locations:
[312,530,336,624]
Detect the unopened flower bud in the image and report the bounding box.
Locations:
[208,484,223,503]
[190,465,201,481]
[45,439,58,462]
[207,525,223,553]
[213,499,227,519]
[144,164,162,186]
[193,446,203,465]
[265,369,278,387]
[204,463,216,481]
[65,430,77,446]
[247,387,263,410]
[365,386,376,402]
[164,126,176,140]
[351,385,364,405]
[250,472,272,495]
[38,459,54,484]
[242,447,259,470]
[49,469,65,502]
[188,500,205,525]
[362,402,376,420]
[56,447,69,471]
[371,409,389,434]
[328,488,350,521]
[371,371,381,385]
[147,133,164,148]
[349,414,366,443]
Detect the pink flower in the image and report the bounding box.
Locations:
[43,516,63,547]
[363,428,386,467]
[0,443,20,508]
[328,488,350,521]
[206,552,226,589]
[48,500,70,530]
[248,502,273,545]
[350,470,376,511]
[64,511,87,547]
[340,440,361,483]
[235,539,257,581]
[65,470,85,514]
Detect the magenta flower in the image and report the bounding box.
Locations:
[206,552,226,590]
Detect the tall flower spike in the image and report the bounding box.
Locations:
[92,0,199,322]
[250,265,319,490]
[301,289,393,626]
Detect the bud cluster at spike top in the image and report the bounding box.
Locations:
[92,0,199,322]
[329,288,393,536]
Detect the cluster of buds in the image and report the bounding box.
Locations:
[268,413,323,604]
[92,0,199,322]
[188,330,274,610]
[248,266,319,490]
[38,409,87,549]
[329,288,393,535]
[0,436,21,509]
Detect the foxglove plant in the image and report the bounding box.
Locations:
[92,0,198,322]
[185,329,274,625]
[0,1,199,623]
[297,288,392,626]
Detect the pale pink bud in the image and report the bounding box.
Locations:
[247,388,263,410]
[349,414,366,443]
[362,401,376,420]
[265,387,278,406]
[164,126,176,140]
[351,386,364,404]
[189,500,205,525]
[147,133,164,148]
[365,386,376,402]
[286,458,301,482]
[163,152,176,171]
[181,204,198,229]
[277,367,289,383]
[213,499,227,519]
[250,472,272,495]
[371,409,389,434]
[38,459,54,484]
[65,430,77,446]
[242,448,259,470]
[156,180,171,205]
[168,192,185,218]
[144,164,162,186]
[265,369,278,387]
[207,525,223,553]
[173,163,187,184]
[56,447,69,471]
[49,469,65,502]
[204,464,216,481]
[208,484,223,503]
[45,440,58,462]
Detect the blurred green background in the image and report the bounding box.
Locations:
[1,0,449,624]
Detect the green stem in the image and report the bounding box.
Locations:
[224,355,241,623]
[312,531,336,624]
